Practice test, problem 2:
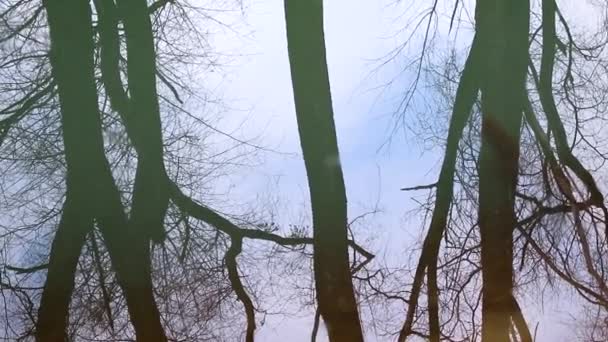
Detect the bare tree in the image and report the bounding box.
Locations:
[38,0,167,339]
[284,0,364,340]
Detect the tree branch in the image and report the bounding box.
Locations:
[399,33,480,342]
[225,237,256,342]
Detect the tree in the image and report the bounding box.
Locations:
[4,0,608,340]
[1,1,374,340]
[38,0,166,339]
[475,0,530,340]
[284,0,364,340]
[395,1,608,341]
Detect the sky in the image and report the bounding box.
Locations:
[193,0,601,340]
[207,0,439,255]
[203,1,438,339]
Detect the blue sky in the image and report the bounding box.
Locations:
[204,1,436,339]
[208,0,439,249]
[195,0,600,340]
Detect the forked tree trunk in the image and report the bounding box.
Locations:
[284,0,364,341]
[38,0,166,340]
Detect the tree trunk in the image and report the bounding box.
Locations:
[398,35,481,342]
[284,1,364,341]
[40,0,167,340]
[116,0,169,243]
[95,1,171,338]
[35,192,90,341]
[475,0,530,341]
[37,0,108,339]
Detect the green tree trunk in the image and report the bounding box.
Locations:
[284,1,364,341]
[36,0,108,339]
[38,0,166,340]
[116,0,169,243]
[475,0,530,341]
[35,194,90,341]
